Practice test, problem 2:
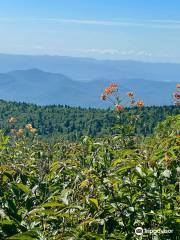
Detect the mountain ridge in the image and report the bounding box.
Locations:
[0,53,180,82]
[0,68,177,107]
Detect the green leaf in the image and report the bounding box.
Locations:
[7,230,39,240]
[89,198,99,210]
[16,183,30,193]
[84,232,104,239]
[112,159,122,166]
[41,201,65,208]
[115,166,132,174]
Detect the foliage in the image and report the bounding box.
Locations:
[0,100,179,142]
[0,114,179,239]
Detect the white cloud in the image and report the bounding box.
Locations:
[73,48,154,57]
[0,17,180,29]
[76,48,120,55]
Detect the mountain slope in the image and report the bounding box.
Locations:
[0,69,177,107]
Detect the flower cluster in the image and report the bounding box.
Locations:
[11,126,37,137]
[9,118,37,136]
[11,128,24,137]
[25,123,37,134]
[104,83,118,95]
[173,84,180,106]
[101,83,144,111]
[101,83,118,101]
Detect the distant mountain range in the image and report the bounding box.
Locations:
[0,53,180,82]
[0,68,177,107]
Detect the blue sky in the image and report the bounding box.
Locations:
[0,0,180,62]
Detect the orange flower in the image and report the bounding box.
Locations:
[137,100,144,107]
[115,104,124,111]
[176,83,180,88]
[104,87,112,95]
[110,83,118,89]
[104,83,118,95]
[25,123,33,130]
[30,128,37,134]
[127,91,134,97]
[17,128,24,136]
[100,94,107,101]
[8,117,16,124]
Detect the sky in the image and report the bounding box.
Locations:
[0,0,180,62]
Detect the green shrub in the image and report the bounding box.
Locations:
[0,115,179,239]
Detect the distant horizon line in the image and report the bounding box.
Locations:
[0,52,180,65]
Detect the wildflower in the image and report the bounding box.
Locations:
[137,100,144,107]
[104,83,118,95]
[101,83,144,111]
[104,87,113,95]
[110,83,118,89]
[176,83,180,88]
[25,123,33,130]
[127,91,134,97]
[100,94,107,101]
[8,117,16,124]
[174,93,180,99]
[30,128,37,134]
[115,104,124,111]
[17,128,24,136]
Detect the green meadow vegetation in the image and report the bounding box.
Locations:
[0,84,180,239]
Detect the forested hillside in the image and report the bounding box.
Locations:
[0,85,179,239]
[0,99,179,141]
[0,114,179,239]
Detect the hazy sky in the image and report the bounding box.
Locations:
[0,0,180,62]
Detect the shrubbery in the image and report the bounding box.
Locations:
[0,114,179,239]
